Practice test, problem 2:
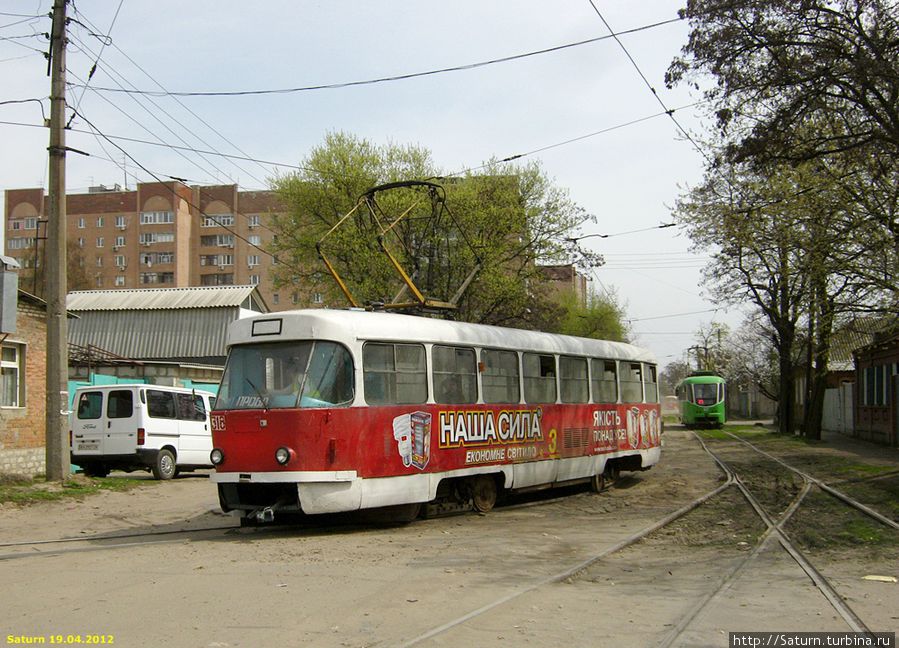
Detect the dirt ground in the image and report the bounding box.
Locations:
[1,428,896,647]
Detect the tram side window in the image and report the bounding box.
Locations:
[643,364,659,403]
[523,353,557,403]
[591,359,618,403]
[559,356,588,403]
[363,343,427,405]
[433,345,478,404]
[620,363,643,403]
[482,349,520,404]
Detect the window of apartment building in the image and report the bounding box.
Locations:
[95,276,103,288]
[201,214,234,227]
[272,293,280,305]
[114,255,126,268]
[312,292,323,304]
[7,237,35,250]
[140,211,174,225]
[96,256,103,267]
[24,217,37,230]
[77,237,84,248]
[200,234,234,247]
[1,344,25,408]
[248,234,261,247]
[156,252,174,264]
[200,273,234,286]
[96,216,104,227]
[96,237,104,248]
[248,214,260,228]
[249,274,260,285]
[10,220,22,231]
[291,293,298,305]
[115,215,126,228]
[114,276,125,287]
[202,254,233,267]
[140,272,174,285]
[77,218,85,229]
[139,232,174,245]
[114,236,125,247]
[247,255,259,267]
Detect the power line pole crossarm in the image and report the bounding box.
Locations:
[46,0,69,481]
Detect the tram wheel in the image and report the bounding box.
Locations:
[470,476,497,513]
[605,463,620,484]
[590,472,605,493]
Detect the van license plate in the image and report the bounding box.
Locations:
[78,441,99,451]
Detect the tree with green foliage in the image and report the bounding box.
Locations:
[269,132,599,328]
[21,239,90,298]
[546,287,629,342]
[675,162,810,434]
[667,0,899,166]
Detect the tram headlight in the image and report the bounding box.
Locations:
[275,446,294,466]
[210,448,224,466]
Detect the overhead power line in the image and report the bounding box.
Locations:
[69,17,683,97]
[68,4,273,184]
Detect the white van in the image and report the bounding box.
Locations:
[69,384,217,480]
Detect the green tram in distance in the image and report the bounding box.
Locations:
[676,372,726,428]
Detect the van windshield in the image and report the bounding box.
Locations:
[215,341,354,410]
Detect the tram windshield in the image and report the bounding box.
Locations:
[216,341,354,410]
[691,383,721,405]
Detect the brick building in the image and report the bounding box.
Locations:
[4,182,290,311]
[6,183,589,314]
[0,291,50,475]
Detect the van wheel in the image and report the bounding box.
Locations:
[152,449,176,480]
[82,463,109,478]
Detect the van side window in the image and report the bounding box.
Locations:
[76,391,103,419]
[433,345,477,404]
[147,389,176,419]
[193,395,208,421]
[175,393,205,421]
[523,353,557,403]
[107,390,133,419]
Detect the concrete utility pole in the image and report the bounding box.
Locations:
[45,0,69,481]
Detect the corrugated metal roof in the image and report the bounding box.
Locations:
[67,285,267,312]
[68,308,235,360]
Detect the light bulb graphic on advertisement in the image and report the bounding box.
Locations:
[392,415,413,467]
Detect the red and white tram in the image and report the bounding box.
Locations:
[209,309,661,523]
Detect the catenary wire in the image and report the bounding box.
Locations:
[65,32,242,186]
[71,107,298,275]
[69,4,273,183]
[67,0,124,126]
[69,17,684,97]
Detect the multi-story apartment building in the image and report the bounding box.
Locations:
[4,182,294,310]
[5,181,587,314]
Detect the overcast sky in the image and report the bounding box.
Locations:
[1,1,745,368]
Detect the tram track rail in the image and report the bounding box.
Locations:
[721,430,899,530]
[3,430,894,645]
[401,430,893,646]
